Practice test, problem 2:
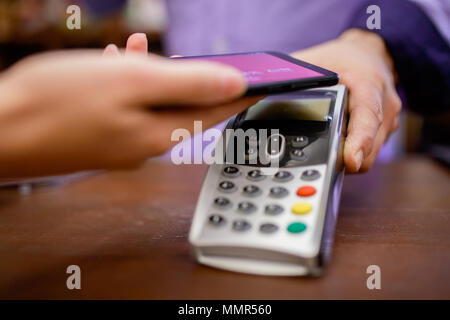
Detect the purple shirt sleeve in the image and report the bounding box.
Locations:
[348,0,450,115]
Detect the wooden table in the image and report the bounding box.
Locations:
[0,155,449,299]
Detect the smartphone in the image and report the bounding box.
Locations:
[174,51,339,96]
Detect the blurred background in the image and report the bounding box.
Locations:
[0,0,165,69]
[0,0,448,169]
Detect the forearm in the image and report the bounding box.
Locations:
[347,0,450,115]
[0,72,36,178]
[0,75,22,178]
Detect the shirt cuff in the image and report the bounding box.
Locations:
[347,0,450,115]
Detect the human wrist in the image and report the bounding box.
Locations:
[340,28,395,79]
[340,28,384,47]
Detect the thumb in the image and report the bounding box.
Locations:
[344,83,383,173]
[123,56,247,106]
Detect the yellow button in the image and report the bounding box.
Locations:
[291,202,312,215]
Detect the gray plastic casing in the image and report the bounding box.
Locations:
[189,85,347,276]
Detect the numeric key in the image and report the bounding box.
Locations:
[214,197,231,209]
[247,169,266,181]
[265,204,284,215]
[218,181,236,193]
[273,171,293,182]
[238,201,257,214]
[269,186,289,198]
[222,166,240,178]
[208,214,226,227]
[243,185,262,197]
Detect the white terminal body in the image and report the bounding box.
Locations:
[189,85,348,276]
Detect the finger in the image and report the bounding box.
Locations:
[358,122,390,172]
[121,58,247,105]
[344,82,384,173]
[358,109,399,172]
[129,97,260,156]
[389,115,400,137]
[103,44,120,57]
[125,33,148,56]
[154,97,261,137]
[349,86,401,173]
[385,87,402,137]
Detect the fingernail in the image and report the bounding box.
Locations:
[105,44,117,50]
[220,68,246,97]
[354,149,363,171]
[135,33,147,39]
[103,44,119,56]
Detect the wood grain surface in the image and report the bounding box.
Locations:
[0,155,449,299]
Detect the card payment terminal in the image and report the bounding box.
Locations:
[189,85,348,276]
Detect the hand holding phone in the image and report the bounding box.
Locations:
[175,51,339,96]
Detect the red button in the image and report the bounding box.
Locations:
[297,186,316,197]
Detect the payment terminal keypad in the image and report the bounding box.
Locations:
[199,162,327,255]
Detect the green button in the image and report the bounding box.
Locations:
[287,222,307,234]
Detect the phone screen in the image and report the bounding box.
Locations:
[185,52,324,85]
